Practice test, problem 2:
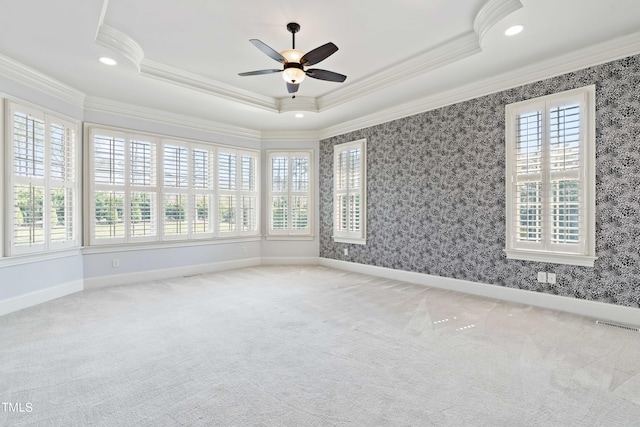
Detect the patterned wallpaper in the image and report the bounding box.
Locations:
[319,54,640,308]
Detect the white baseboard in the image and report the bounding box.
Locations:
[261,256,320,266]
[5,256,638,328]
[319,258,640,327]
[0,280,84,316]
[84,257,262,290]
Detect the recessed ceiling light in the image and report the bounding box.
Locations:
[98,56,117,66]
[505,25,524,36]
[295,113,304,118]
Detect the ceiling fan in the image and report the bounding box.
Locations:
[238,22,347,96]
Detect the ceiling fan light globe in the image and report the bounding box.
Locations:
[280,49,305,63]
[282,67,306,84]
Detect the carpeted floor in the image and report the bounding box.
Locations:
[1,265,639,426]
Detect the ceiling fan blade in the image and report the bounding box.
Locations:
[305,68,347,83]
[286,82,299,94]
[238,69,282,77]
[300,42,338,66]
[249,39,286,63]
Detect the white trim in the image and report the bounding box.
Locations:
[504,85,596,266]
[504,249,597,267]
[81,237,260,255]
[88,1,516,117]
[264,235,314,241]
[277,97,318,113]
[266,150,314,238]
[0,280,83,316]
[95,23,145,71]
[319,258,640,327]
[0,248,82,268]
[140,59,277,112]
[333,139,367,244]
[260,131,321,142]
[332,237,366,245]
[84,257,261,290]
[84,97,261,141]
[318,31,481,112]
[5,257,640,328]
[0,53,86,107]
[319,31,640,140]
[474,0,523,43]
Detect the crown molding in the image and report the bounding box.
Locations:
[319,31,640,140]
[89,0,520,116]
[277,96,318,113]
[95,23,145,70]
[474,0,524,44]
[0,53,85,107]
[84,96,261,141]
[140,59,278,112]
[317,31,482,112]
[260,130,321,142]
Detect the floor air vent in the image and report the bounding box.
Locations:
[595,320,640,333]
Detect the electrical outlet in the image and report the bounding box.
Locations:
[537,272,547,283]
[547,272,557,284]
[241,246,247,254]
[344,248,348,256]
[112,259,120,268]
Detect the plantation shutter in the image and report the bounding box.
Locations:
[191,146,214,237]
[333,139,366,244]
[267,151,311,236]
[240,152,258,233]
[505,86,595,266]
[92,132,126,243]
[218,150,237,234]
[270,155,289,231]
[11,107,46,253]
[129,137,157,241]
[9,102,79,254]
[163,144,189,237]
[87,126,259,245]
[47,118,77,248]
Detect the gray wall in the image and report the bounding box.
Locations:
[319,54,640,308]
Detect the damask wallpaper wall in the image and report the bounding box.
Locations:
[319,54,640,308]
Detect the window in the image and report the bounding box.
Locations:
[505,85,596,266]
[333,139,366,245]
[6,100,79,255]
[267,151,313,238]
[87,125,259,245]
[218,148,259,236]
[91,130,159,244]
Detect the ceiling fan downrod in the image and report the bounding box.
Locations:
[287,22,300,49]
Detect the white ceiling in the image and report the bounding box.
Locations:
[1,0,640,139]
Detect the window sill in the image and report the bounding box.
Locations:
[265,235,315,241]
[82,236,261,254]
[504,249,597,267]
[0,248,83,268]
[332,236,366,245]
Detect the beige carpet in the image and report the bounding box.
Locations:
[1,265,640,426]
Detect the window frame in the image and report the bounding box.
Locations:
[504,85,596,267]
[332,138,367,245]
[5,99,80,256]
[86,124,260,246]
[266,150,314,239]
[217,147,260,237]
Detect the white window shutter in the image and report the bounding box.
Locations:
[333,139,366,245]
[505,86,596,266]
